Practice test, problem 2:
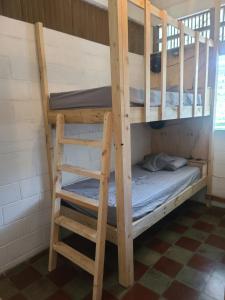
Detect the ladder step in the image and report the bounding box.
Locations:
[55,216,97,242]
[56,190,99,212]
[60,138,102,148]
[53,242,95,275]
[59,164,101,180]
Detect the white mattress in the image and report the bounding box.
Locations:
[62,165,201,226]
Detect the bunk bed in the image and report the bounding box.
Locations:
[35,0,219,295]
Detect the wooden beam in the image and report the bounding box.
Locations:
[48,113,64,271]
[161,10,168,120]
[108,0,134,288]
[144,0,151,122]
[179,21,184,119]
[93,112,112,300]
[208,0,221,195]
[193,31,200,117]
[35,22,53,194]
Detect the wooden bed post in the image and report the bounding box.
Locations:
[161,10,168,120]
[108,0,134,288]
[208,0,221,195]
[179,21,184,119]
[144,0,151,122]
[35,22,53,194]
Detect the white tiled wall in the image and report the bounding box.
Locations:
[0,16,151,273]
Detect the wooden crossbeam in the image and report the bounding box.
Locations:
[59,164,101,180]
[53,242,95,275]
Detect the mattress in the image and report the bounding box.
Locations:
[49,86,202,110]
[62,165,201,226]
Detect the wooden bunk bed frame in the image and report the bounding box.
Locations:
[35,0,220,289]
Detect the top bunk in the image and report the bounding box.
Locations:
[36,0,215,124]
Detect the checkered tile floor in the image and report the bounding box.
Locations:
[1,201,225,300]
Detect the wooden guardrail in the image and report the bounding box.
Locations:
[130,0,214,121]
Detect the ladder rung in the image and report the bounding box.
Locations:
[60,138,102,148]
[59,164,101,180]
[56,190,99,212]
[55,216,97,242]
[53,242,95,275]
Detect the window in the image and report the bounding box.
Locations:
[215,55,225,130]
[157,7,225,51]
[220,6,225,42]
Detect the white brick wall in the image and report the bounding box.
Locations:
[0,16,151,273]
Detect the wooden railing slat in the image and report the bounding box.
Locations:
[193,31,200,117]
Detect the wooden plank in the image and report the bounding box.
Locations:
[193,31,200,117]
[35,23,53,194]
[48,113,64,272]
[61,138,102,148]
[179,21,184,119]
[59,164,101,179]
[55,216,97,242]
[56,190,99,212]
[93,112,112,300]
[48,104,211,125]
[203,40,210,116]
[53,242,95,275]
[132,177,207,239]
[62,206,118,245]
[144,0,151,122]
[108,0,134,288]
[161,10,168,120]
[208,2,221,195]
[48,108,108,124]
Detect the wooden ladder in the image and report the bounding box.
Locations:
[49,112,112,300]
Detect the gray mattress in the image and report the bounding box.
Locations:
[50,86,202,110]
[62,165,201,226]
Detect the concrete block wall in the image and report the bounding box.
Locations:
[0,15,151,273]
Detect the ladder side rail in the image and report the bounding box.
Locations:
[93,112,113,300]
[49,113,64,271]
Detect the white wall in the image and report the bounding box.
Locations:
[0,15,150,273]
[212,131,225,198]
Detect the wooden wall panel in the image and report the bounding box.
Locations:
[151,118,211,160]
[0,0,144,54]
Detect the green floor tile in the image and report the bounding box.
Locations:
[176,266,209,291]
[155,229,180,244]
[198,244,225,262]
[175,216,196,227]
[103,272,127,299]
[23,278,57,300]
[0,278,18,299]
[204,274,225,300]
[200,214,221,225]
[134,246,161,267]
[63,276,92,300]
[165,245,193,264]
[198,293,218,300]
[31,255,49,276]
[139,268,172,295]
[184,228,208,242]
[213,226,225,238]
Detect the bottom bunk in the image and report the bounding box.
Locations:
[60,160,207,245]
